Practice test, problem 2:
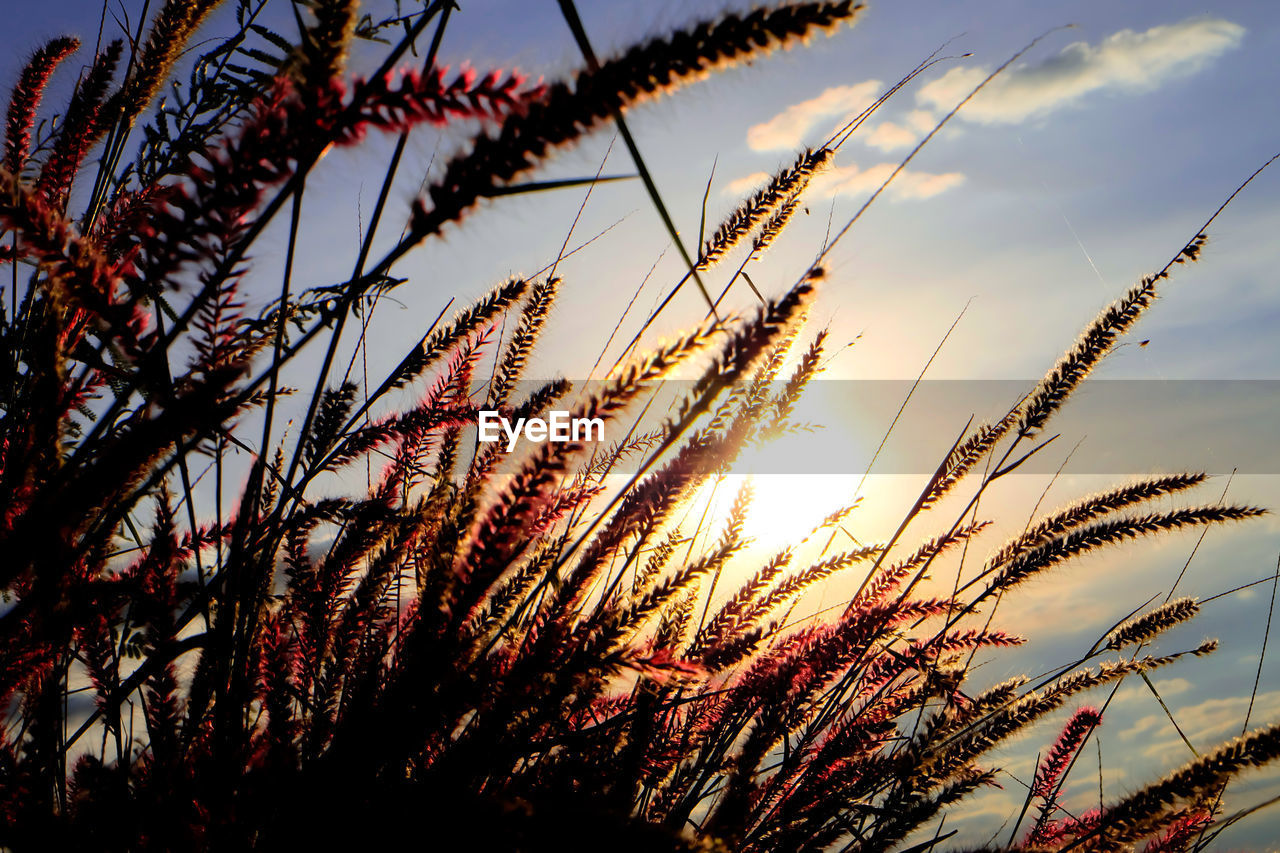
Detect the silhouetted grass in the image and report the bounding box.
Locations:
[0,2,1275,850]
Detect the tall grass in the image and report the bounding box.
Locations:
[0,1,1275,850]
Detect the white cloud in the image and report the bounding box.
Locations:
[748,81,881,151]
[1114,677,1194,705]
[862,110,939,152]
[864,121,917,152]
[812,161,965,201]
[917,16,1244,124]
[905,109,938,133]
[1118,689,1280,761]
[721,171,770,197]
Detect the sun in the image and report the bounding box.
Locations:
[687,416,870,555]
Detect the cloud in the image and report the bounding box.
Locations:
[747,81,881,151]
[1114,677,1193,705]
[905,109,939,133]
[863,111,939,152]
[917,16,1244,124]
[864,122,916,152]
[721,172,770,197]
[1119,689,1280,761]
[812,161,965,201]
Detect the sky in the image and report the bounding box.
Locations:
[6,0,1280,847]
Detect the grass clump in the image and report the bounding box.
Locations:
[0,1,1275,850]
